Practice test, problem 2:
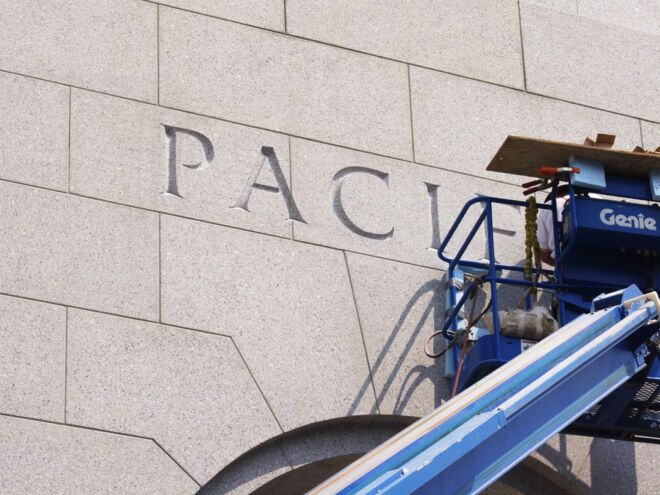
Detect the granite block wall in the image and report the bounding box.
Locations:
[0,1,658,494]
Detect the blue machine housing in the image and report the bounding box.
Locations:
[438,158,660,441]
[565,197,659,251]
[557,197,660,321]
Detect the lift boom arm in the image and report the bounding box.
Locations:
[309,289,660,495]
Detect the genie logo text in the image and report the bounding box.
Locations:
[599,208,657,231]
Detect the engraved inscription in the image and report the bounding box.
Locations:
[162,124,214,198]
[332,167,394,240]
[232,146,306,223]
[155,123,520,263]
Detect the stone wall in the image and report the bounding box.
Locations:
[1,1,658,493]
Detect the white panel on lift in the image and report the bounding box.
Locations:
[570,155,606,190]
[650,169,660,201]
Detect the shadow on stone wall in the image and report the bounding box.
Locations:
[346,279,446,416]
[345,263,531,416]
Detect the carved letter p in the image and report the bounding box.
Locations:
[162,124,215,198]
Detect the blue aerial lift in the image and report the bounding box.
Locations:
[309,136,660,494]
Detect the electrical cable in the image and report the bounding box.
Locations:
[451,285,480,398]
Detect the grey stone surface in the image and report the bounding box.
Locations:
[410,67,643,183]
[0,72,69,190]
[0,415,198,495]
[531,433,593,490]
[291,138,527,269]
[66,309,280,484]
[520,4,660,121]
[160,215,377,430]
[159,0,285,31]
[532,433,660,494]
[345,253,449,417]
[576,437,660,494]
[0,182,158,320]
[641,121,660,151]
[0,0,157,103]
[2,1,659,492]
[159,7,411,159]
[521,0,578,14]
[0,295,65,422]
[70,90,293,238]
[286,0,523,89]
[578,1,660,35]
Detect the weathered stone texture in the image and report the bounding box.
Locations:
[410,67,643,182]
[160,215,377,430]
[578,0,660,35]
[1,0,659,492]
[0,182,158,320]
[159,7,411,159]
[520,1,578,14]
[66,309,280,484]
[520,4,660,121]
[641,121,660,151]
[0,0,157,102]
[286,0,523,88]
[0,295,65,422]
[0,72,69,190]
[0,415,198,495]
[535,435,660,494]
[531,433,593,488]
[70,90,293,238]
[291,138,526,269]
[580,438,660,494]
[159,0,285,31]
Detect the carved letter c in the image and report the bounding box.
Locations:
[332,167,394,240]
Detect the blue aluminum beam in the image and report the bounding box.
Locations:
[309,290,659,495]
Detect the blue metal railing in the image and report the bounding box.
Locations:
[438,196,556,360]
[438,194,628,361]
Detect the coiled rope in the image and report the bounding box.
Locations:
[522,196,542,306]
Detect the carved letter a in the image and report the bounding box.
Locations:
[232,146,306,223]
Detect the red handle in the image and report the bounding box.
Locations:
[539,166,558,177]
[538,166,580,177]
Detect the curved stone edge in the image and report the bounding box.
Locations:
[199,415,415,495]
[200,415,599,495]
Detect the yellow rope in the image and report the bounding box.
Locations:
[524,197,541,299]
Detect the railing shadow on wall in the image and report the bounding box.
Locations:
[346,259,531,416]
[346,279,446,416]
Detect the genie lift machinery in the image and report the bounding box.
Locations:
[310,136,660,494]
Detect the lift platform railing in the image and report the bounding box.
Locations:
[308,289,660,495]
[439,196,556,362]
[437,195,625,362]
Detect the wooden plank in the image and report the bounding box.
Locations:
[487,136,660,179]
